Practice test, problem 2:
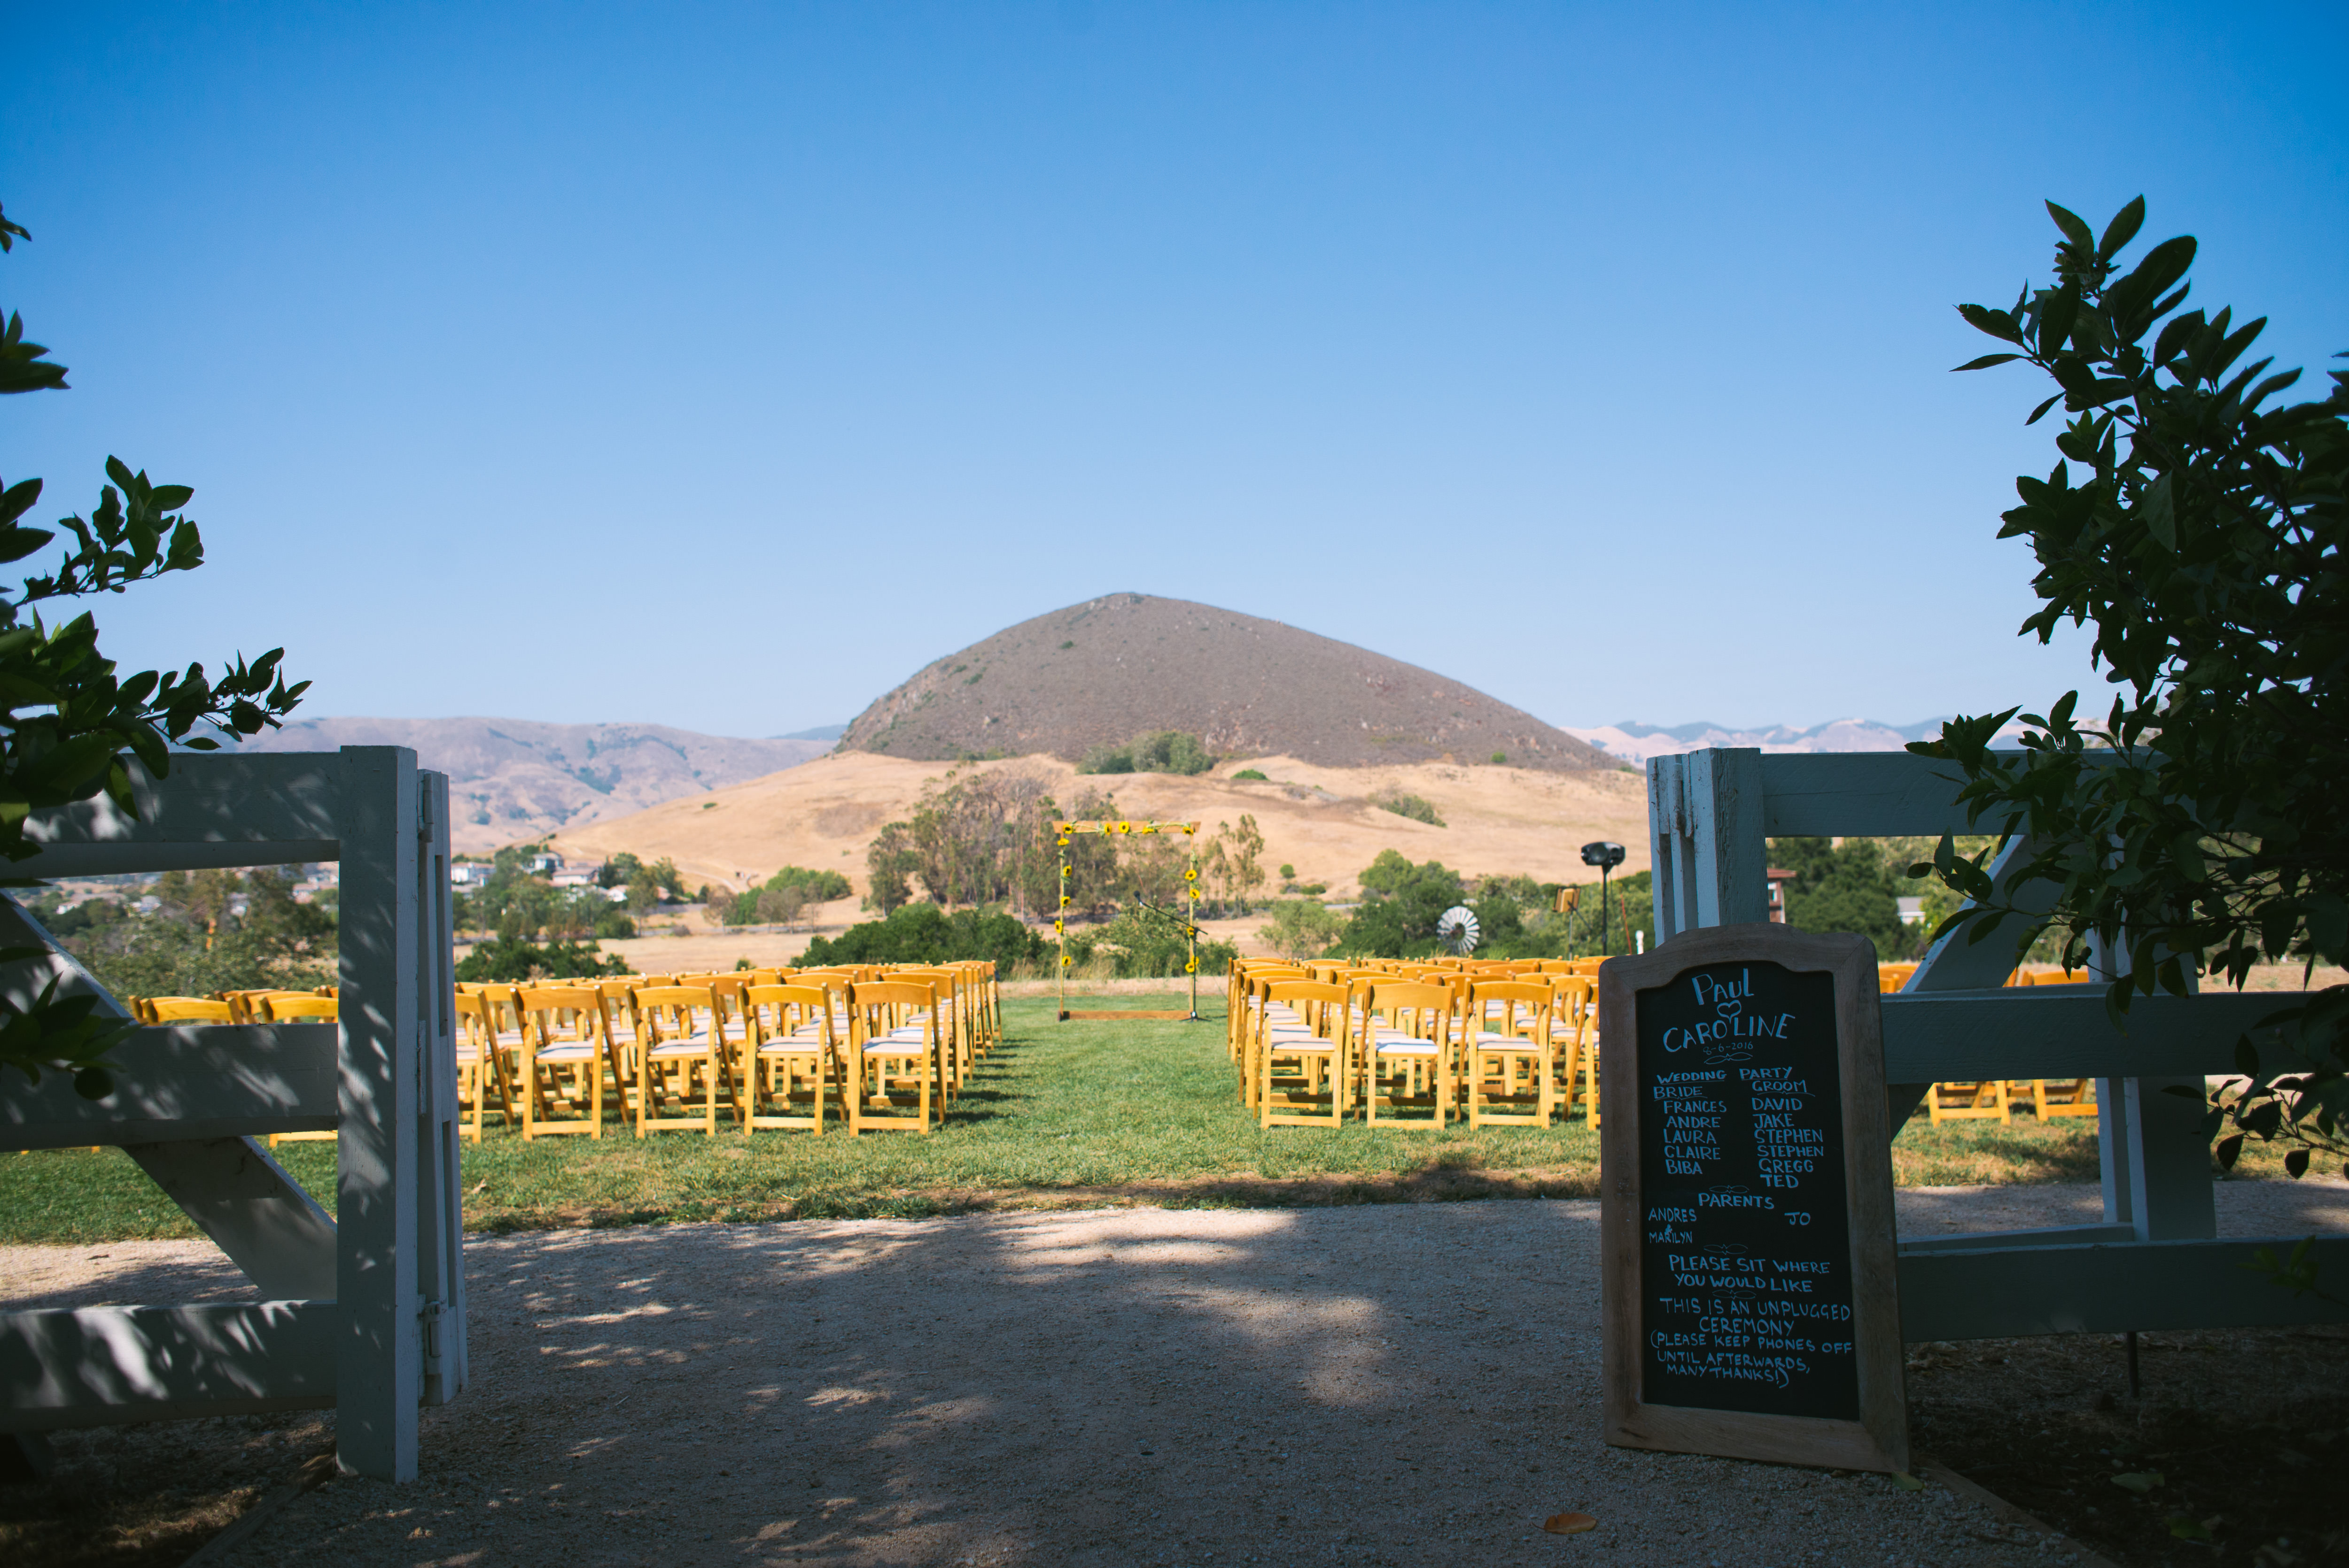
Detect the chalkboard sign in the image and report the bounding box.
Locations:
[1599,922,1907,1473]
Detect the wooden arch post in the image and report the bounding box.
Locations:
[1054,819,1202,1022]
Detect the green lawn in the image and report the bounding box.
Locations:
[2,993,2203,1245]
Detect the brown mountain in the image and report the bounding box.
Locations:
[838,594,1610,772]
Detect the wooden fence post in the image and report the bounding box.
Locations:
[335,747,422,1481]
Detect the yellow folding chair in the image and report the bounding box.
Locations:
[630,984,729,1136]
[260,993,341,1146]
[516,985,607,1138]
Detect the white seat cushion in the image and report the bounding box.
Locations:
[1372,1037,1441,1056]
[646,1037,718,1056]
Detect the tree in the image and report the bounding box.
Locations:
[1770,838,1919,960]
[1259,899,1346,962]
[2,200,308,1098]
[59,867,336,1001]
[866,822,918,914]
[1918,197,2347,1175]
[1338,851,1467,956]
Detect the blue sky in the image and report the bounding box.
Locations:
[8,3,2343,738]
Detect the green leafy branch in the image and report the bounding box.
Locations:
[1911,196,2347,1173]
[0,197,310,1097]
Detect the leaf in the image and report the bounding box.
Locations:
[1952,353,2023,372]
[1541,1513,1597,1535]
[2139,473,2176,551]
[1956,302,2025,345]
[2025,393,2062,425]
[2110,235,2198,320]
[2111,1471,2165,1494]
[2098,196,2146,260]
[2045,201,2094,250]
[2286,1148,2310,1178]
[1886,1471,1925,1490]
[2038,289,2079,356]
[2165,1515,2213,1542]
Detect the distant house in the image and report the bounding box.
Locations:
[550,868,596,888]
[1765,867,1795,923]
[523,853,562,876]
[449,863,493,888]
[1897,896,1927,926]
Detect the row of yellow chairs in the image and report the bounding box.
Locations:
[1229,954,2106,1133]
[455,962,1002,1141]
[124,989,344,1147]
[1880,963,2099,1124]
[1228,956,1607,1130]
[127,987,339,1025]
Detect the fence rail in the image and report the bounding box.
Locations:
[0,747,461,1481]
[1647,746,2345,1341]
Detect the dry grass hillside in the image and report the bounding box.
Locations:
[218,716,829,854]
[839,593,1610,772]
[547,751,1651,899]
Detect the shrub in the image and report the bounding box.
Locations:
[1376,792,1445,827]
[1233,768,1268,782]
[1078,730,1214,776]
[454,936,628,983]
[724,864,854,925]
[1278,863,1296,880]
[798,903,1048,969]
[1062,905,1238,978]
[1491,752,1507,765]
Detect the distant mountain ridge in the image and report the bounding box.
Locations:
[216,717,830,853]
[1563,716,2028,764]
[841,593,1612,772]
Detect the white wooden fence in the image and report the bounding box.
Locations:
[1649,747,2349,1340]
[0,747,463,1481]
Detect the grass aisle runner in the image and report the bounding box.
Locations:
[3,994,2170,1243]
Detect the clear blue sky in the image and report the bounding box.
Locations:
[8,3,2343,738]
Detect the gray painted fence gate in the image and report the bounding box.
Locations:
[1648,746,2349,1341]
[0,746,464,1481]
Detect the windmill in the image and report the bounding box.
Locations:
[1436,904,1481,955]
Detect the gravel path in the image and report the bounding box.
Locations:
[8,1181,2346,1567]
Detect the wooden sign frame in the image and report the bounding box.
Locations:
[1599,921,1907,1472]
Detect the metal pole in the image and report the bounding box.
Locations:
[1187,827,1199,1021]
[1057,825,1070,1021]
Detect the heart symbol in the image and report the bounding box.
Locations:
[1717,999,1742,1018]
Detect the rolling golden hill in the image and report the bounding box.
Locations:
[546,751,1650,900]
